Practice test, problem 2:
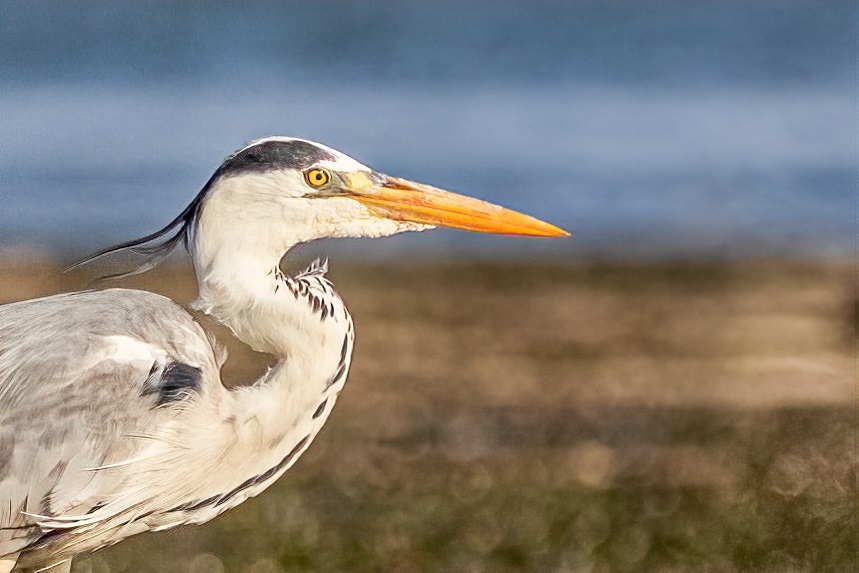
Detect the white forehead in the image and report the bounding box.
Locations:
[239,136,371,172]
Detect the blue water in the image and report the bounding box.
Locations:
[0,1,854,260]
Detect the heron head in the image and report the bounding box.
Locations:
[196,137,568,248]
[68,137,567,280]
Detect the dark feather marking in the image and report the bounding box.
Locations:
[39,461,68,517]
[24,528,61,551]
[38,493,51,518]
[141,362,202,406]
[0,524,37,531]
[312,399,328,419]
[213,435,310,508]
[326,362,346,390]
[286,272,338,319]
[173,495,219,513]
[329,363,346,388]
[219,140,336,176]
[324,334,351,390]
[165,436,312,514]
[339,333,350,364]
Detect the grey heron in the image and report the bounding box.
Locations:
[0,137,567,572]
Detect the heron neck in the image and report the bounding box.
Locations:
[190,242,352,367]
[183,243,353,478]
[191,251,280,352]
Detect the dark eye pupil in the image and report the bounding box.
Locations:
[307,170,327,186]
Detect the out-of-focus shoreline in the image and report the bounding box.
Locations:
[0,256,854,571]
[0,256,853,408]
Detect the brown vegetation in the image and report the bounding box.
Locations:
[0,257,854,572]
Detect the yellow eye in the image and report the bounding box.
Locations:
[304,168,331,188]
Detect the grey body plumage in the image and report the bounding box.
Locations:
[1,275,353,571]
[1,290,222,564]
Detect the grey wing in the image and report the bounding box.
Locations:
[0,288,222,559]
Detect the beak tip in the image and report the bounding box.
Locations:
[531,223,571,238]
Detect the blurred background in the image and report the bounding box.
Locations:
[0,0,853,260]
[0,1,855,572]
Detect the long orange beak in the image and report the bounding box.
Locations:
[346,173,569,237]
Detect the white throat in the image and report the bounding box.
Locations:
[188,170,428,353]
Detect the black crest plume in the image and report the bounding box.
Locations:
[65,138,337,280]
[64,193,205,281]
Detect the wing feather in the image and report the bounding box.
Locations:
[0,289,221,559]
